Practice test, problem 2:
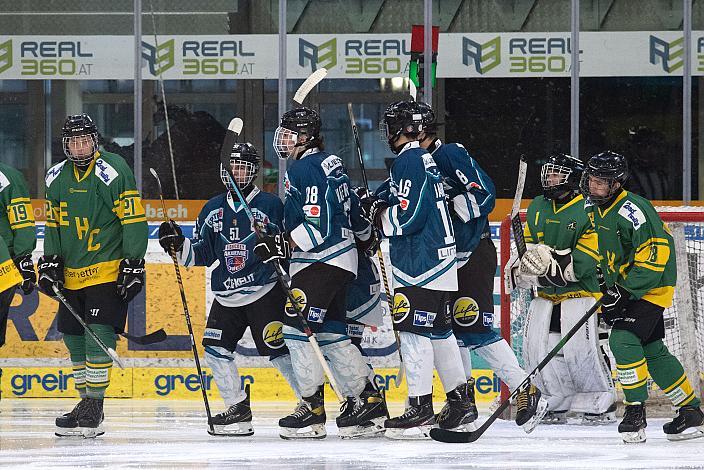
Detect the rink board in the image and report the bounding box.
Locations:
[0,367,502,402]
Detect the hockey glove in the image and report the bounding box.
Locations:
[13,254,36,295]
[158,220,185,254]
[599,283,631,326]
[505,250,535,291]
[117,258,145,303]
[254,234,290,264]
[37,254,64,297]
[360,196,390,229]
[521,245,577,288]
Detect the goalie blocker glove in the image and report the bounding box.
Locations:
[37,254,64,296]
[254,234,290,264]
[13,254,36,294]
[520,244,577,288]
[158,220,185,253]
[117,258,145,303]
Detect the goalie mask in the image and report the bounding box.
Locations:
[221,142,260,192]
[62,113,99,168]
[580,151,629,206]
[274,107,321,160]
[380,100,424,154]
[540,153,584,200]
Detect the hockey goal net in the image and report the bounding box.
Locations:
[499,208,704,416]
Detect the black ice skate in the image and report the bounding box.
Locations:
[279,386,326,440]
[582,402,617,426]
[663,405,704,441]
[541,410,568,425]
[337,382,388,439]
[436,379,478,432]
[77,397,105,438]
[55,398,90,437]
[515,382,548,434]
[384,393,435,440]
[208,384,254,437]
[619,402,647,443]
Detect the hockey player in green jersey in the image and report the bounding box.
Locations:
[581,150,704,443]
[39,114,148,438]
[506,154,615,426]
[0,161,37,349]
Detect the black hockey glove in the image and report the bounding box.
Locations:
[13,254,36,295]
[360,196,389,229]
[158,220,185,254]
[254,234,290,264]
[599,283,631,326]
[37,254,64,297]
[117,258,145,303]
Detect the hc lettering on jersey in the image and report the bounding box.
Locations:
[307,307,327,324]
[412,310,436,328]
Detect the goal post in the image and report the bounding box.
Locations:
[499,208,704,417]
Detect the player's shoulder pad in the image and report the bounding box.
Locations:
[45,160,67,189]
[320,153,344,176]
[618,198,646,230]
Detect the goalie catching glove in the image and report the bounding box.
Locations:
[504,244,577,291]
[254,234,290,263]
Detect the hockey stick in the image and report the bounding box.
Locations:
[511,155,529,257]
[347,102,405,388]
[430,297,603,443]
[293,68,328,105]
[219,118,345,403]
[150,167,215,433]
[52,284,125,369]
[409,80,418,101]
[119,329,167,345]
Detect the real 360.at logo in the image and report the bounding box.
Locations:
[0,38,94,76]
[142,38,256,76]
[298,37,409,75]
[462,35,574,74]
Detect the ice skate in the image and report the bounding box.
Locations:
[581,403,617,426]
[337,382,388,439]
[515,382,548,433]
[208,384,254,437]
[279,386,326,440]
[55,398,90,437]
[436,379,478,432]
[77,397,105,439]
[619,403,646,443]
[663,405,704,441]
[384,393,434,440]
[541,410,568,425]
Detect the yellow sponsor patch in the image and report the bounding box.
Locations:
[452,297,480,327]
[392,293,410,324]
[284,288,307,318]
[262,321,285,349]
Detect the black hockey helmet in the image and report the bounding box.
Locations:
[62,113,99,167]
[415,101,438,135]
[580,151,629,205]
[540,153,584,200]
[221,142,260,192]
[380,100,424,154]
[273,107,322,159]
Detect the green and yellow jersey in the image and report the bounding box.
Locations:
[586,190,675,308]
[524,194,600,302]
[0,235,22,292]
[0,162,36,258]
[44,151,148,290]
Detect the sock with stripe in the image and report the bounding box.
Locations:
[63,334,87,398]
[84,324,116,399]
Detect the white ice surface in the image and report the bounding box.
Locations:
[1,400,703,469]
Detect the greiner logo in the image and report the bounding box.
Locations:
[154,373,254,396]
[11,370,75,396]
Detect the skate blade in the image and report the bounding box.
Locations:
[541,417,568,425]
[80,426,105,439]
[208,422,254,437]
[338,418,386,439]
[581,413,617,426]
[384,425,433,440]
[522,398,549,434]
[666,426,704,442]
[279,424,327,440]
[55,427,83,437]
[621,429,646,443]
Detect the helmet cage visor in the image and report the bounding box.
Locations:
[63,133,98,166]
[541,162,572,190]
[273,126,298,159]
[579,171,620,205]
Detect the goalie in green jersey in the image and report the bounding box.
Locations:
[506,153,616,426]
[581,151,704,443]
[37,114,148,438]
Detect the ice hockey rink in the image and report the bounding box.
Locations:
[0,400,703,470]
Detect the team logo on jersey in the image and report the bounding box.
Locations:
[224,243,248,273]
[262,321,285,349]
[391,293,411,324]
[567,220,577,231]
[412,310,436,328]
[307,307,327,324]
[285,288,307,317]
[452,297,480,327]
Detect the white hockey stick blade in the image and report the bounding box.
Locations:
[293,68,328,105]
[510,156,528,219]
[409,80,417,101]
[228,117,244,135]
